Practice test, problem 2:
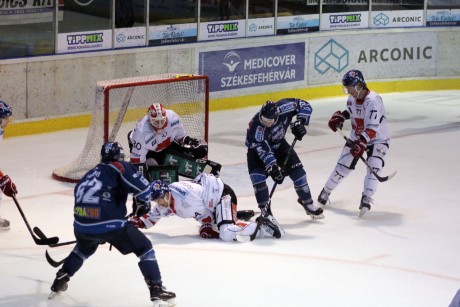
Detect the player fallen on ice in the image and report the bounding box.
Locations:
[49,142,176,306]
[129,173,282,241]
[0,101,18,230]
[245,99,324,228]
[317,69,391,217]
[128,103,220,179]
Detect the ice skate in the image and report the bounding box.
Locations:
[0,217,10,230]
[298,199,324,220]
[258,216,281,238]
[359,195,373,217]
[146,279,176,307]
[237,210,255,221]
[49,269,70,299]
[317,188,331,205]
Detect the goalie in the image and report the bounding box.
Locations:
[129,173,281,242]
[128,103,220,179]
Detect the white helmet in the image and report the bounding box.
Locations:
[147,103,167,131]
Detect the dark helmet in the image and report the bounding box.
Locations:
[259,101,279,123]
[100,142,125,163]
[342,70,366,87]
[150,180,170,200]
[0,101,12,119]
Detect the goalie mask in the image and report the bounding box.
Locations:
[0,100,13,129]
[148,103,167,132]
[259,101,279,127]
[100,142,125,163]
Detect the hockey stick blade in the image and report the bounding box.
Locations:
[34,227,76,247]
[337,129,396,183]
[45,250,67,268]
[11,196,59,245]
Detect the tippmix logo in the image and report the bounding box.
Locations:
[314,39,349,74]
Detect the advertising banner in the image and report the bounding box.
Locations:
[114,27,147,49]
[246,18,275,37]
[276,14,320,34]
[198,20,246,41]
[149,23,198,46]
[309,32,437,85]
[371,10,424,28]
[198,42,305,92]
[57,30,112,54]
[321,11,369,30]
[0,0,63,25]
[426,9,460,26]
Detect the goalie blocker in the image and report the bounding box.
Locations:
[131,150,221,183]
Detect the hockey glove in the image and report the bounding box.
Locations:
[199,223,220,239]
[129,216,146,229]
[267,164,284,184]
[0,174,17,197]
[350,137,367,158]
[182,136,208,159]
[290,120,307,141]
[134,199,151,217]
[328,111,346,132]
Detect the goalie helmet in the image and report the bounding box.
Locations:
[150,180,170,201]
[148,103,167,132]
[100,142,125,163]
[0,100,12,129]
[259,101,279,125]
[342,70,366,87]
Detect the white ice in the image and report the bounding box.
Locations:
[0,91,459,307]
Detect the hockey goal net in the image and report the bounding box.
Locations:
[52,74,209,183]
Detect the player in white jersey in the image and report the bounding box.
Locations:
[317,70,390,217]
[129,173,281,241]
[0,101,18,230]
[128,103,207,166]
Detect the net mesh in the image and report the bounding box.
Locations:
[52,74,208,182]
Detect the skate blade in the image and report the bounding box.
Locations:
[152,298,176,307]
[310,213,325,220]
[359,207,369,217]
[48,291,59,299]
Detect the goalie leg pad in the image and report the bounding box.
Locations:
[215,194,236,229]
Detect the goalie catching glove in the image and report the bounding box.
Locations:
[181,136,208,159]
[0,173,17,197]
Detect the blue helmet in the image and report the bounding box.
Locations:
[342,70,366,87]
[259,101,279,123]
[0,101,12,119]
[150,180,170,200]
[100,142,125,163]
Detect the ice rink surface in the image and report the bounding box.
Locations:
[0,91,459,307]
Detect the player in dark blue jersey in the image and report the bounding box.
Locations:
[49,142,176,306]
[245,100,324,229]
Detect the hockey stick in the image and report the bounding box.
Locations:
[240,138,298,242]
[33,227,76,247]
[45,250,67,268]
[337,129,396,182]
[12,195,59,245]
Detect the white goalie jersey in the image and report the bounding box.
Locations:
[129,110,187,163]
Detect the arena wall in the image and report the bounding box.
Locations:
[1,27,459,137]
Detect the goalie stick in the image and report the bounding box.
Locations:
[12,195,59,245]
[337,129,396,182]
[33,227,76,247]
[238,138,298,242]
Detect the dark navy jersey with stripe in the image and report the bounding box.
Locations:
[245,98,312,168]
[73,161,150,234]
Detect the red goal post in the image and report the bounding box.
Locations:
[52,74,209,183]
